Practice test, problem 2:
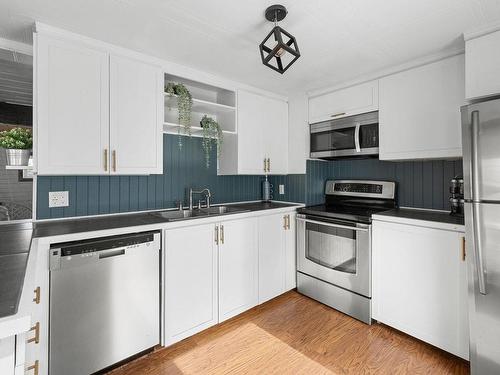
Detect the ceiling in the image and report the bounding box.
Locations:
[1,0,500,96]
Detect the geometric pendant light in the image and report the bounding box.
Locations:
[259,4,300,74]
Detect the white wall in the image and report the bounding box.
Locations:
[287,93,309,174]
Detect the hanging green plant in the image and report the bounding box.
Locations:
[200,115,223,168]
[164,82,193,148]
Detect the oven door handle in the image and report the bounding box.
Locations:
[296,217,369,232]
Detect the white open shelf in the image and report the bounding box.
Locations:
[163,122,237,138]
[164,72,237,135]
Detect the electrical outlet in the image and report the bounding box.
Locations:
[49,191,69,208]
[279,184,285,195]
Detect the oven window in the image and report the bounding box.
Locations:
[311,127,356,152]
[305,222,357,274]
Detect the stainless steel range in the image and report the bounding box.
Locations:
[296,180,396,324]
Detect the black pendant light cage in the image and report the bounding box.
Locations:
[259,5,300,74]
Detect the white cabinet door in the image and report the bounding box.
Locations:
[258,214,286,303]
[372,220,468,359]
[264,97,288,175]
[235,90,265,174]
[285,212,297,291]
[220,90,288,175]
[308,80,379,124]
[0,336,15,375]
[110,55,163,175]
[37,35,109,175]
[466,30,500,100]
[164,223,218,346]
[219,217,258,321]
[379,55,464,160]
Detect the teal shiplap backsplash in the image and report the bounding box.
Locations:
[36,134,462,219]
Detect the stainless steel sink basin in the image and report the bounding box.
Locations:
[151,205,249,222]
[152,210,195,221]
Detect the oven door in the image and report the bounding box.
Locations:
[297,215,371,297]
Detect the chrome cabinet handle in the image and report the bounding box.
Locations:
[27,322,40,344]
[215,225,219,245]
[112,150,117,172]
[287,214,291,230]
[296,217,369,232]
[331,112,346,118]
[220,225,224,244]
[33,286,40,304]
[283,215,287,230]
[104,149,108,171]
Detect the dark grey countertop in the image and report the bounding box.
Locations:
[0,201,298,319]
[32,201,299,239]
[375,208,465,226]
[0,223,33,318]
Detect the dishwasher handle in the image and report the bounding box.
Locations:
[99,249,125,259]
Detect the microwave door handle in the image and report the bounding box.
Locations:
[354,123,361,152]
[297,217,368,232]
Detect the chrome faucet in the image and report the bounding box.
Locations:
[189,188,211,210]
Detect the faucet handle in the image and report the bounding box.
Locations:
[175,201,183,211]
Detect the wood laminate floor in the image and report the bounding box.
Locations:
[109,291,469,375]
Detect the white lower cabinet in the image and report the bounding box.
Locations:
[372,219,468,359]
[163,210,296,346]
[218,218,258,322]
[0,336,15,375]
[258,213,296,303]
[164,223,218,346]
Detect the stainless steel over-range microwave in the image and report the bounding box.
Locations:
[310,111,379,159]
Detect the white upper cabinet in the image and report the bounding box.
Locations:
[465,29,500,100]
[36,35,110,175]
[109,55,163,174]
[308,80,379,124]
[36,30,163,175]
[379,55,465,160]
[219,90,288,175]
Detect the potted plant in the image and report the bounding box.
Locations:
[200,115,223,168]
[165,82,193,147]
[0,128,32,166]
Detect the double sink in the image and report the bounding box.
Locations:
[151,205,250,222]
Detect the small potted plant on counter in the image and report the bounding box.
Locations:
[200,115,223,168]
[0,127,33,166]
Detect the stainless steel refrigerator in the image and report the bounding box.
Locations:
[462,99,500,374]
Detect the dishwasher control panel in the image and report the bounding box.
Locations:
[49,231,160,270]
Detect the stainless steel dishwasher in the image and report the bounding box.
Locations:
[49,231,161,375]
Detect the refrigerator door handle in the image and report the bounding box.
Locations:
[472,203,487,295]
[471,111,481,201]
[470,110,487,294]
